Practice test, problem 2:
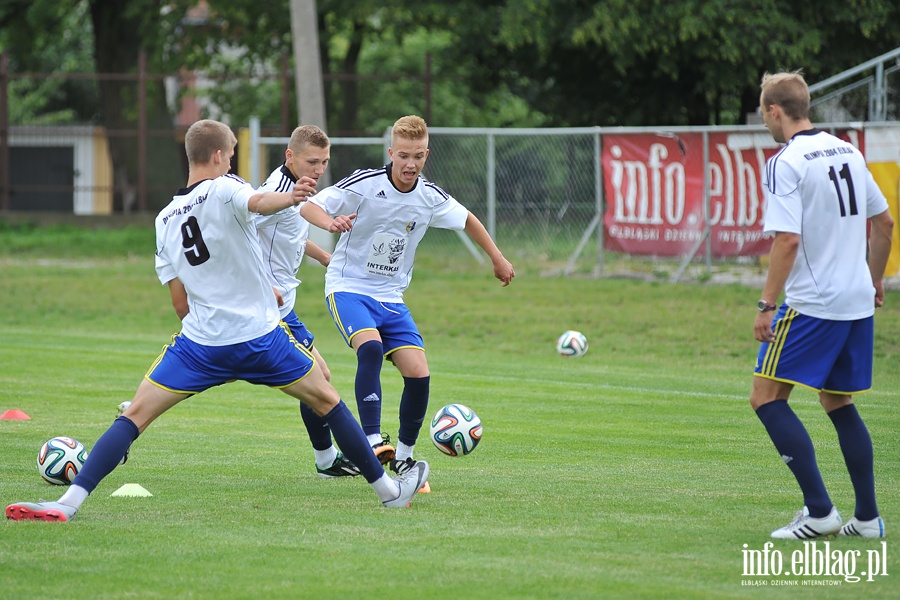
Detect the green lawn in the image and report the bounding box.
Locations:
[0,226,898,599]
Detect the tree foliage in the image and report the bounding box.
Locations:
[2,0,899,134]
[149,0,547,133]
[438,0,900,125]
[0,0,98,123]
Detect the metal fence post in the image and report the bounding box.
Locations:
[703,130,712,272]
[486,131,496,239]
[249,116,261,187]
[595,128,604,275]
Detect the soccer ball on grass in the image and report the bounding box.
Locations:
[37,436,88,485]
[556,330,588,357]
[429,404,483,457]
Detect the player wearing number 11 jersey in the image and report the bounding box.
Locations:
[749,71,894,540]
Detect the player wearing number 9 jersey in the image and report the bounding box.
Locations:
[155,173,281,345]
[5,120,429,523]
[749,70,894,541]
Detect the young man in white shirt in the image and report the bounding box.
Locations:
[301,115,515,488]
[255,125,359,478]
[6,119,428,521]
[751,71,894,539]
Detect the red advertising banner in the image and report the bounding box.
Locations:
[602,129,864,257]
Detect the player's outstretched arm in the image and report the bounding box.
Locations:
[299,201,356,233]
[464,211,515,286]
[251,178,317,216]
[868,208,895,308]
[249,191,294,215]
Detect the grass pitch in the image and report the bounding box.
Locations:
[1,225,898,599]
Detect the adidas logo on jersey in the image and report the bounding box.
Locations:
[376,190,387,199]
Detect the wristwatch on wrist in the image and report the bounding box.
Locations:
[757,300,777,313]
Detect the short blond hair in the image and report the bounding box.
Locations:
[760,71,810,121]
[184,119,236,166]
[288,125,330,153]
[391,115,428,146]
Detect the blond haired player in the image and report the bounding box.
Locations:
[751,71,893,539]
[6,119,428,521]
[301,115,514,488]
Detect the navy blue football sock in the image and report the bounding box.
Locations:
[71,416,140,493]
[300,403,333,451]
[323,400,382,483]
[828,404,879,521]
[755,400,832,517]
[355,340,384,437]
[398,376,430,447]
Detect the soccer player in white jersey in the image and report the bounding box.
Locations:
[301,115,515,487]
[5,120,429,522]
[255,125,359,478]
[751,71,894,539]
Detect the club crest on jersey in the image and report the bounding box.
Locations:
[406,221,416,233]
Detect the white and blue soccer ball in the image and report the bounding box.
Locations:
[430,404,482,457]
[37,436,88,485]
[556,330,588,357]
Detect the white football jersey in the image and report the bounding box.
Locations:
[310,165,469,302]
[762,129,889,320]
[154,174,280,345]
[254,165,309,319]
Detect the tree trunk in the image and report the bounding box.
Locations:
[89,0,184,213]
[336,21,364,136]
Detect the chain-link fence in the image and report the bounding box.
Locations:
[423,128,602,274]
[6,46,897,281]
[249,120,900,281]
[248,122,602,276]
